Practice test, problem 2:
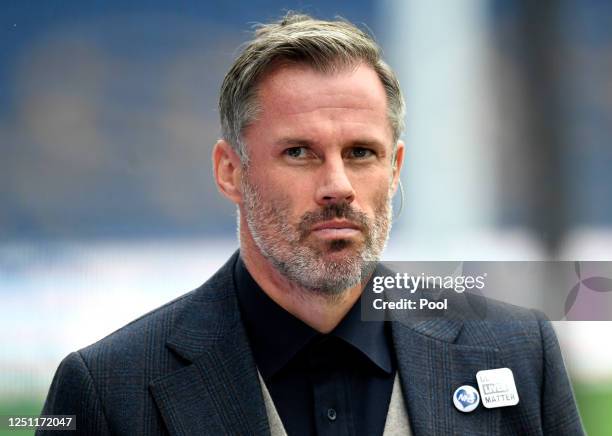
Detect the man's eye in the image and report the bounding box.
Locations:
[348,147,374,159]
[285,147,308,158]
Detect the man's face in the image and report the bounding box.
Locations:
[239,62,402,295]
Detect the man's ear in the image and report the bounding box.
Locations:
[213,139,243,204]
[391,140,405,194]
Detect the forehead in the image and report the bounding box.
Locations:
[250,62,392,143]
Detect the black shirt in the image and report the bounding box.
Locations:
[234,255,396,436]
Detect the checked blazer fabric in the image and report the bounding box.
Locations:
[38,251,585,435]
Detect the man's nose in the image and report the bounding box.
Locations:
[314,158,356,206]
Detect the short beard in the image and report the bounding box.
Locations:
[240,175,393,298]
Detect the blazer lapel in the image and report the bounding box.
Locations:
[392,319,503,436]
[149,252,270,436]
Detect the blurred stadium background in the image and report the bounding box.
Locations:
[2,1,612,434]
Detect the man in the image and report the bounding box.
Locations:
[39,13,584,435]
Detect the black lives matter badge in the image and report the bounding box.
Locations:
[476,368,520,409]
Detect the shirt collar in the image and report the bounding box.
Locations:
[234,254,394,381]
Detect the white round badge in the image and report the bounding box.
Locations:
[453,385,480,413]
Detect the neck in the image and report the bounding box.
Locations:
[239,225,364,334]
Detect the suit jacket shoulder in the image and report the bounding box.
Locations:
[38,251,270,435]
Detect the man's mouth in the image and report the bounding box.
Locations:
[310,220,362,239]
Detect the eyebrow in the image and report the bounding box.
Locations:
[275,138,314,147]
[275,137,388,149]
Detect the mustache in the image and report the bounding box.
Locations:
[297,202,369,239]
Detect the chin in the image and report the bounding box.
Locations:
[327,239,353,252]
[319,242,366,263]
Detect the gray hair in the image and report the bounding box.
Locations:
[219,12,405,163]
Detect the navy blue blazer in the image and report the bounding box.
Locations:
[39,251,585,435]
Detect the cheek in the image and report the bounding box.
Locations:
[260,171,316,208]
[251,176,306,219]
[353,175,392,212]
